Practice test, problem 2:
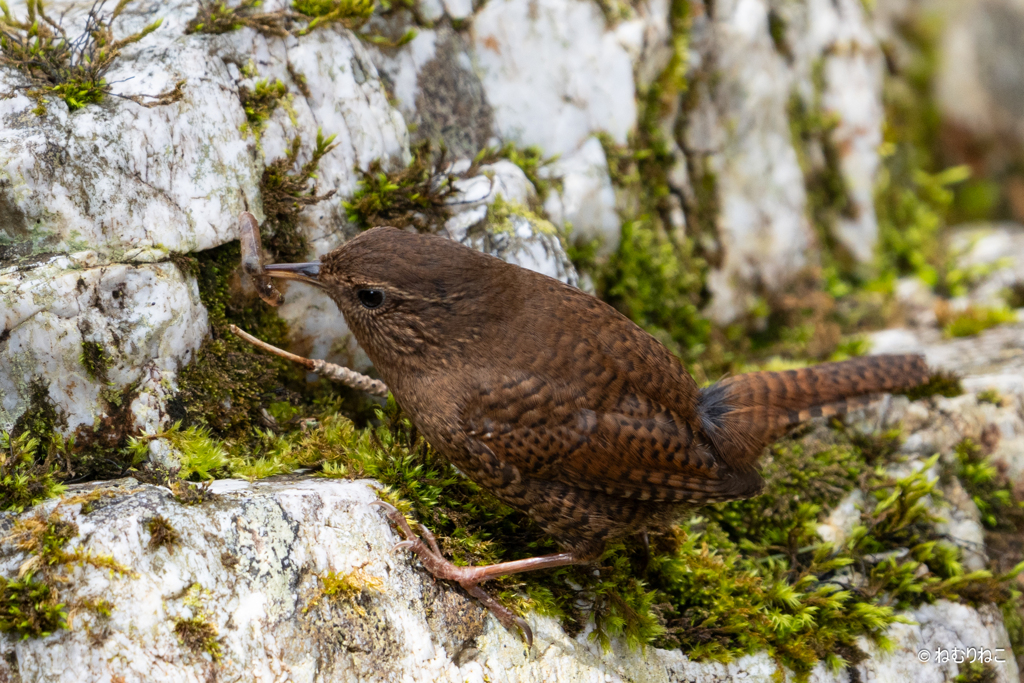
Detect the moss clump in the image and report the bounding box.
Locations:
[485,196,557,236]
[955,661,998,683]
[173,583,222,660]
[186,1,288,36]
[874,12,973,294]
[0,508,135,639]
[146,515,180,552]
[239,78,293,140]
[494,142,556,201]
[900,370,964,401]
[174,616,221,659]
[0,574,66,639]
[0,432,67,512]
[304,565,383,615]
[0,0,183,114]
[79,341,112,384]
[292,0,373,35]
[174,242,291,438]
[939,305,1017,338]
[976,389,1005,406]
[343,141,458,231]
[260,130,338,262]
[187,0,381,38]
[955,439,1024,532]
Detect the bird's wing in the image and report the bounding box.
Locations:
[460,370,763,504]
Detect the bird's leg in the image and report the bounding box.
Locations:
[371,501,583,647]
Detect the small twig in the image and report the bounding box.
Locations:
[228,325,389,398]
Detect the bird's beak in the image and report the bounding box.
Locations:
[263,262,323,288]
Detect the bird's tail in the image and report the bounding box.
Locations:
[697,354,930,470]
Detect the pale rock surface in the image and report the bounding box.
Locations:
[0,0,583,424]
[542,136,621,252]
[444,161,580,288]
[695,0,887,321]
[2,473,1017,683]
[0,253,207,434]
[693,0,813,323]
[785,0,886,263]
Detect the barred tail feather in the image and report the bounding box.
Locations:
[697,354,930,470]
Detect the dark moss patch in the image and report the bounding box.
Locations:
[79,341,111,384]
[412,30,494,158]
[0,432,65,513]
[0,574,66,639]
[146,515,180,552]
[174,616,221,659]
[343,141,459,232]
[239,78,291,140]
[260,130,338,262]
[174,241,292,438]
[899,370,964,401]
[0,0,183,114]
[955,661,998,683]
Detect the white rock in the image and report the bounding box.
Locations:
[0,256,206,434]
[542,136,621,253]
[5,476,1018,683]
[696,0,814,323]
[442,0,474,21]
[470,0,638,158]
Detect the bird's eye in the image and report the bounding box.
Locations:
[357,289,385,309]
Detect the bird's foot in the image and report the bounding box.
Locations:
[370,500,534,647]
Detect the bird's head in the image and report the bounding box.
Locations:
[264,227,519,371]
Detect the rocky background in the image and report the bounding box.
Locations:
[2,0,1024,681]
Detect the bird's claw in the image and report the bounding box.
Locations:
[371,497,534,649]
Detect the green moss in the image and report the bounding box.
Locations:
[0,574,66,639]
[0,432,67,513]
[601,217,710,364]
[486,195,557,236]
[955,661,998,683]
[239,78,292,141]
[146,515,181,552]
[260,130,339,262]
[174,241,291,438]
[343,141,457,231]
[0,0,181,114]
[495,143,557,202]
[900,370,964,401]
[174,616,221,660]
[874,13,971,293]
[941,306,1017,338]
[0,510,135,639]
[292,0,373,35]
[976,389,1005,406]
[186,0,386,39]
[79,341,111,384]
[174,583,222,659]
[955,439,1024,531]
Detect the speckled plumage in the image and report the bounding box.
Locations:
[309,226,930,639]
[317,227,929,555]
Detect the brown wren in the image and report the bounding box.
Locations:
[260,225,930,645]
